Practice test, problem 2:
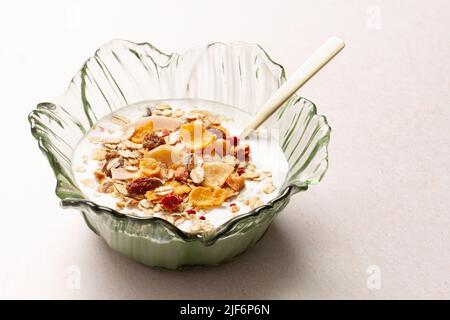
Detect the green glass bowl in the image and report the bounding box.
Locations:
[28,40,331,269]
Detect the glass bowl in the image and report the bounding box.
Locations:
[28,40,331,269]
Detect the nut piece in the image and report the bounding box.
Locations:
[190,166,205,184]
[174,166,189,182]
[167,131,180,145]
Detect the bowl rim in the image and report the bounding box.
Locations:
[29,39,329,245]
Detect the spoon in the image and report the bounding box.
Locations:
[239,36,345,139]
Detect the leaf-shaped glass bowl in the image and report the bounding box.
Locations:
[29,40,330,269]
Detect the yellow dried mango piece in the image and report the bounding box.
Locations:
[225,172,245,191]
[167,180,191,196]
[145,190,161,202]
[131,120,153,143]
[145,145,182,168]
[180,123,216,151]
[189,187,227,208]
[139,157,161,177]
[202,162,235,188]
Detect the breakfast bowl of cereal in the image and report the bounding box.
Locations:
[29,40,331,269]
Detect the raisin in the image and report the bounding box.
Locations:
[160,193,183,212]
[126,177,163,195]
[174,166,189,182]
[143,132,165,150]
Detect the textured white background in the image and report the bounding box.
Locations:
[0,0,449,299]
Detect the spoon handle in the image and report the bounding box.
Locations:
[240,36,345,139]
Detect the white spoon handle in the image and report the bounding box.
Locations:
[240,36,345,139]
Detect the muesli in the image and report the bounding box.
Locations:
[73,103,283,233]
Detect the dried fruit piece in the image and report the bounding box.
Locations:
[126,177,163,195]
[143,132,165,151]
[225,172,246,192]
[145,190,160,202]
[189,187,227,208]
[180,123,216,150]
[166,180,191,196]
[145,145,182,168]
[174,165,189,182]
[93,170,106,184]
[160,193,183,212]
[223,186,239,200]
[202,162,234,188]
[131,120,153,143]
[139,157,161,177]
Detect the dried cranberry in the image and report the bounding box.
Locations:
[126,177,163,195]
[229,203,236,207]
[160,193,183,212]
[199,216,206,220]
[186,209,196,215]
[237,167,246,175]
[143,133,165,150]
